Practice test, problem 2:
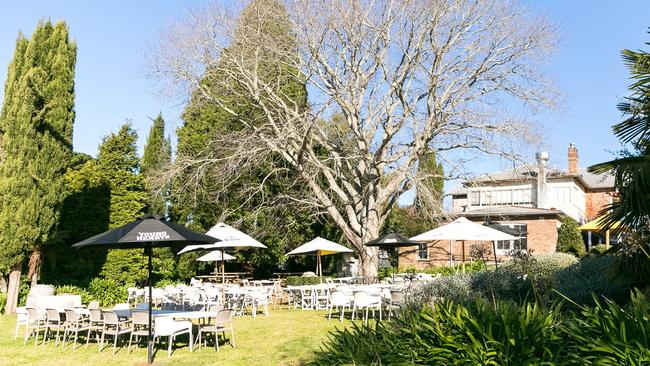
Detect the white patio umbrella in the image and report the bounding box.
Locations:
[178,222,267,284]
[287,237,353,276]
[196,250,236,276]
[411,217,517,266]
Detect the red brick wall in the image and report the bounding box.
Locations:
[398,218,559,269]
[585,191,613,220]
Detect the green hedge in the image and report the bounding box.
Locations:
[285,276,329,286]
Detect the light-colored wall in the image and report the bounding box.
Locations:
[546,180,586,223]
[451,180,587,222]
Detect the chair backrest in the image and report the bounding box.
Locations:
[88,300,100,309]
[132,310,150,326]
[153,317,178,336]
[64,309,80,322]
[112,303,130,310]
[208,303,222,312]
[46,308,61,322]
[353,291,372,306]
[135,303,149,310]
[89,308,102,322]
[215,309,233,324]
[390,291,405,303]
[26,307,42,320]
[101,310,120,325]
[330,291,349,306]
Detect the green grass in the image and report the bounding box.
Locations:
[0,309,351,366]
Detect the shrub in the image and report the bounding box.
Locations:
[55,284,94,304]
[0,292,6,314]
[409,273,477,306]
[313,299,567,365]
[557,217,586,257]
[399,261,486,276]
[87,278,128,307]
[563,290,650,363]
[588,244,608,256]
[554,255,632,306]
[285,276,329,286]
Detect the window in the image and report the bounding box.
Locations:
[553,187,571,204]
[495,224,528,253]
[418,243,428,260]
[469,188,532,207]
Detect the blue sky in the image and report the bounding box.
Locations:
[0,1,649,180]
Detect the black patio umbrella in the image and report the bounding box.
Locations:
[364,232,421,248]
[72,215,219,364]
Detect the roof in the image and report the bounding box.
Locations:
[448,166,614,196]
[458,206,565,219]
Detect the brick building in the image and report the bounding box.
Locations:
[399,144,615,268]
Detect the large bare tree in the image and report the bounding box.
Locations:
[150,0,557,276]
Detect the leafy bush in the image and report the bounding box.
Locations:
[557,216,586,257]
[588,244,608,256]
[563,290,650,363]
[87,278,128,307]
[411,253,579,306]
[313,299,567,365]
[55,284,94,304]
[0,292,6,314]
[409,273,477,306]
[17,279,30,307]
[315,292,650,365]
[554,255,632,306]
[285,276,330,286]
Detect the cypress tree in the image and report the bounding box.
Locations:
[141,113,171,216]
[97,123,149,285]
[0,20,76,313]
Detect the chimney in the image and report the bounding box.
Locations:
[568,143,579,174]
[535,151,549,209]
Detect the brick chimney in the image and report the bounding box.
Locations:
[568,143,579,174]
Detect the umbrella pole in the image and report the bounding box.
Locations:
[221,248,226,303]
[146,244,154,365]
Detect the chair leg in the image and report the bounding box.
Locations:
[113,334,118,355]
[73,328,79,351]
[42,327,49,347]
[190,326,194,352]
[23,325,30,345]
[62,327,68,349]
[99,331,105,352]
[168,335,172,358]
[328,305,333,321]
[128,331,133,353]
[231,328,236,349]
[340,306,345,322]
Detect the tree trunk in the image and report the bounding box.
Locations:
[356,216,381,278]
[5,262,22,315]
[27,248,41,287]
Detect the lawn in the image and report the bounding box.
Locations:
[0,309,348,366]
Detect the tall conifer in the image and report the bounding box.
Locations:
[142,113,171,216]
[0,20,76,313]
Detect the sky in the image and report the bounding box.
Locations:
[0,0,649,192]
